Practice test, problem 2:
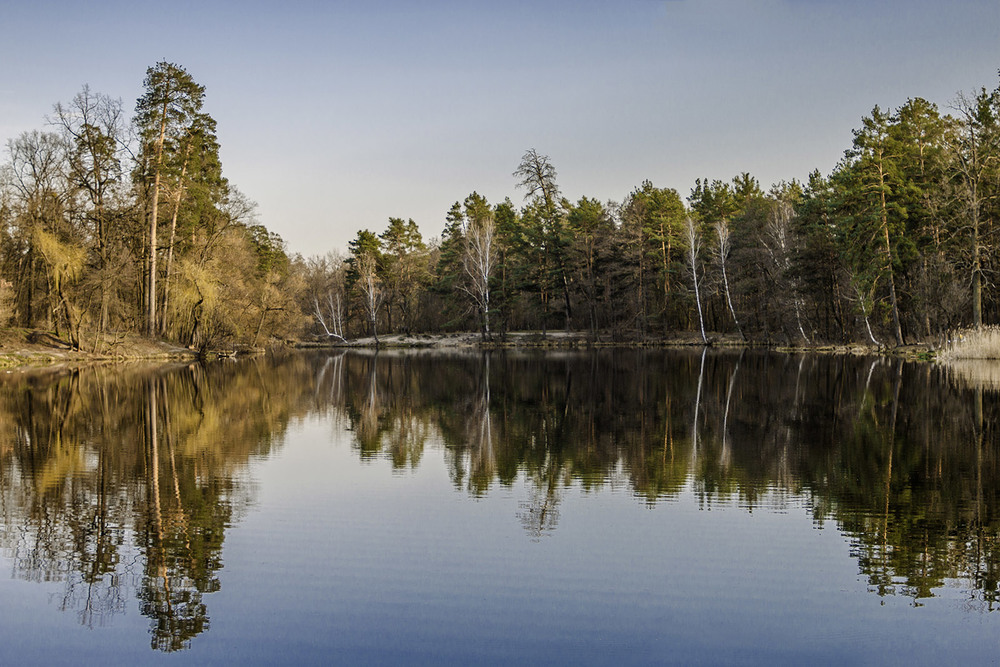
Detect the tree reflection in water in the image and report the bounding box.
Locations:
[1,349,999,654]
[331,349,1000,608]
[0,356,315,650]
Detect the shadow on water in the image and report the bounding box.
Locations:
[1,348,999,652]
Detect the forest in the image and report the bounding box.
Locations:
[2,62,999,351]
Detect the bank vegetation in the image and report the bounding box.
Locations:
[3,64,1000,356]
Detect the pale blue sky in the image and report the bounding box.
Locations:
[2,0,998,255]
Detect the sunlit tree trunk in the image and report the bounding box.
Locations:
[135,62,207,339]
[162,142,191,332]
[146,96,168,337]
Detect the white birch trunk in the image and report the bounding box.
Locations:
[686,217,707,344]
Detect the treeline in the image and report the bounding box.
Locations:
[322,75,1000,346]
[4,64,1000,349]
[310,73,1000,346]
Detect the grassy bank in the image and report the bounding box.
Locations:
[0,328,198,369]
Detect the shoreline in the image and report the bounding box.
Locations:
[299,331,936,360]
[0,328,199,370]
[0,328,941,370]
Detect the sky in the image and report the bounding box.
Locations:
[1,0,998,257]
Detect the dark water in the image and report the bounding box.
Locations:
[1,349,998,664]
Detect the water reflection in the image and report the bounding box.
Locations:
[327,349,1000,607]
[0,357,316,650]
[0,349,999,654]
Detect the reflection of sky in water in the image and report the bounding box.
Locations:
[210,419,996,665]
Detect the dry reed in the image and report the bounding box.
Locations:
[938,326,1000,361]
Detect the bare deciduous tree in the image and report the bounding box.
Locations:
[514,149,572,331]
[7,130,70,329]
[949,89,1000,329]
[764,200,810,344]
[356,250,383,345]
[52,86,130,339]
[714,219,745,341]
[462,204,495,341]
[513,148,560,210]
[685,217,708,344]
[314,291,346,341]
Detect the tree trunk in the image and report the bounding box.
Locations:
[877,159,904,346]
[146,94,170,337]
[162,143,191,334]
[973,209,982,328]
[687,219,707,344]
[721,261,744,341]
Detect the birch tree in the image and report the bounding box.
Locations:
[357,250,383,344]
[713,218,745,340]
[348,230,384,343]
[314,290,346,341]
[685,217,708,344]
[461,194,496,340]
[305,252,348,340]
[765,200,810,344]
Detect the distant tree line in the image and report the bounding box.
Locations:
[3,64,1000,348]
[307,72,1000,346]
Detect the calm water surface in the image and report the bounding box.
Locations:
[1,350,998,664]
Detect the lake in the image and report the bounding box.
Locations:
[0,349,998,664]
